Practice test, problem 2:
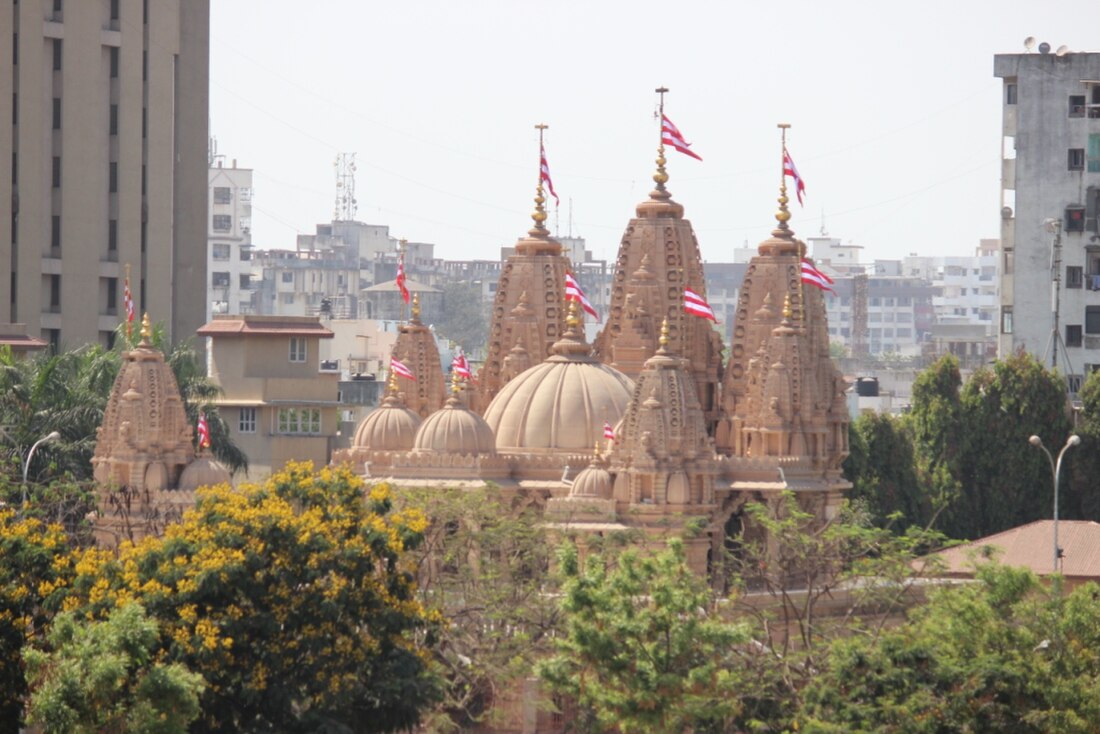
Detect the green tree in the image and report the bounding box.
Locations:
[801,564,1100,733]
[393,487,560,731]
[435,281,489,355]
[0,510,75,734]
[538,538,750,734]
[1067,368,1100,520]
[63,462,439,733]
[844,412,928,529]
[24,604,204,734]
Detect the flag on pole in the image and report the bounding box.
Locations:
[683,287,717,322]
[783,147,806,206]
[540,143,560,206]
[123,276,135,338]
[390,356,416,380]
[196,413,211,450]
[564,273,599,320]
[396,252,410,305]
[801,258,835,292]
[603,421,615,443]
[452,351,472,380]
[660,114,703,161]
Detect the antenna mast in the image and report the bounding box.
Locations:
[334,153,358,221]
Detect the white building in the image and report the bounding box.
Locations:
[207,160,254,319]
[995,48,1100,388]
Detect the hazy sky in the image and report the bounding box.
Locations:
[210,1,1096,266]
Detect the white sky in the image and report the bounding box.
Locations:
[210,0,1096,266]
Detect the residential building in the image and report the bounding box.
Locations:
[1,0,209,350]
[197,315,339,480]
[207,158,253,318]
[995,49,1100,388]
[251,248,361,319]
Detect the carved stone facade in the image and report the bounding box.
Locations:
[592,175,724,431]
[391,296,447,419]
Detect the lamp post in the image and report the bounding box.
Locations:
[1029,434,1081,573]
[21,431,61,509]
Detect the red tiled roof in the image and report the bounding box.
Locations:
[929,520,1100,578]
[196,317,334,338]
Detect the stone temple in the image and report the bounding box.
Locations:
[347,136,851,577]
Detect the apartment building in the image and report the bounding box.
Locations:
[1,0,209,350]
[208,159,253,318]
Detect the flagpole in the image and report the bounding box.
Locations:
[654,87,669,192]
[778,123,805,325]
[399,238,408,323]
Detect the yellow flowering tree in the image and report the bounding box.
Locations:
[64,462,439,733]
[0,510,74,734]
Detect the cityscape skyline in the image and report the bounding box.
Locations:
[209,0,1096,266]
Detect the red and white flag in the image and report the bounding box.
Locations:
[540,143,560,206]
[661,114,702,161]
[396,252,410,305]
[783,147,806,206]
[683,287,717,322]
[801,258,835,292]
[452,351,472,380]
[565,272,599,320]
[123,276,135,338]
[196,413,211,450]
[390,356,416,381]
[603,421,615,442]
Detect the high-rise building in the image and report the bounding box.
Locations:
[208,157,253,319]
[995,49,1100,387]
[1,0,209,351]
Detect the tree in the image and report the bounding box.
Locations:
[844,412,929,529]
[435,281,489,355]
[0,510,75,734]
[801,564,1100,733]
[538,538,750,734]
[62,462,439,733]
[393,487,560,731]
[23,604,204,734]
[1067,368,1100,520]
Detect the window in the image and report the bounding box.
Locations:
[211,271,230,287]
[52,39,61,70]
[52,97,60,129]
[108,162,117,193]
[239,274,250,289]
[277,408,320,435]
[212,214,232,232]
[109,47,118,78]
[51,156,60,188]
[49,275,61,310]
[238,407,256,433]
[896,328,912,338]
[1069,148,1085,170]
[1066,206,1086,232]
[1067,266,1083,288]
[213,187,232,204]
[1001,306,1013,334]
[281,272,293,283]
[110,0,119,20]
[1089,134,1100,173]
[109,103,117,135]
[1070,95,1086,118]
[105,277,117,315]
[1006,83,1017,105]
[1087,307,1100,335]
[212,243,231,261]
[51,215,61,250]
[1067,324,1083,347]
[869,298,881,306]
[240,248,252,261]
[108,220,117,251]
[289,337,307,362]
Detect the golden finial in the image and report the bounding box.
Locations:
[411,292,421,322]
[658,317,671,350]
[387,370,398,395]
[565,299,581,330]
[653,87,670,190]
[782,293,793,320]
[450,366,462,395]
[776,123,792,230]
[531,124,550,232]
[139,312,152,345]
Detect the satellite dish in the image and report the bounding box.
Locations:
[1056,45,1070,56]
[1039,42,1051,54]
[1024,36,1036,51]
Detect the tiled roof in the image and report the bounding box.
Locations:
[929,520,1100,578]
[197,316,334,338]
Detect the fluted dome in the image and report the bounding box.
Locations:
[353,394,422,452]
[412,394,496,455]
[178,456,231,492]
[569,455,613,499]
[484,314,634,454]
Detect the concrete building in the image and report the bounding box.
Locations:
[207,159,253,319]
[1,0,209,351]
[995,49,1100,389]
[197,315,339,480]
[251,248,361,319]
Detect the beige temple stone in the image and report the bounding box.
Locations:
[390,294,447,419]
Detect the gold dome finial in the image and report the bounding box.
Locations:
[387,370,399,395]
[450,366,462,396]
[782,292,793,320]
[411,292,421,322]
[565,298,581,330]
[658,317,671,350]
[139,312,152,346]
[653,87,670,191]
[531,124,550,233]
[775,123,793,230]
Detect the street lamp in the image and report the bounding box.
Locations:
[1029,433,1081,573]
[21,431,61,508]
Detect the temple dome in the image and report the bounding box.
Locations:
[352,394,421,452]
[569,454,613,499]
[484,312,634,453]
[412,394,496,455]
[178,456,231,492]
